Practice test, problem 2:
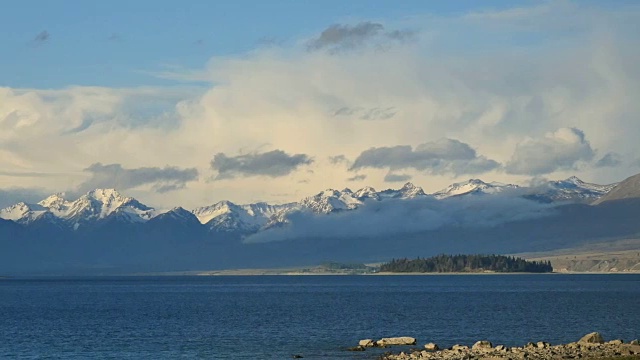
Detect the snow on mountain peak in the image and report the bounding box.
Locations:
[0,188,156,228]
[86,188,129,205]
[377,182,427,199]
[433,178,517,199]
[321,189,341,198]
[527,177,618,203]
[1,202,34,221]
[191,200,289,233]
[0,175,619,233]
[38,193,68,208]
[300,188,362,214]
[354,186,378,199]
[399,182,427,197]
[0,201,50,224]
[566,176,583,184]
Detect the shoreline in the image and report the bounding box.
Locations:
[193,270,640,276]
[363,333,640,360]
[3,270,640,277]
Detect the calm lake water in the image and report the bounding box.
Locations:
[0,274,638,359]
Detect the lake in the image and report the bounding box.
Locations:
[0,274,638,359]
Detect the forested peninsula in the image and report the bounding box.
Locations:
[380,254,553,273]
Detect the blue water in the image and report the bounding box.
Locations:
[0,274,639,359]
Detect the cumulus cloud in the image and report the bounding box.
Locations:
[211,150,313,180]
[350,139,500,176]
[75,163,198,195]
[306,22,412,53]
[595,152,622,168]
[245,194,555,243]
[506,128,595,175]
[1,2,639,208]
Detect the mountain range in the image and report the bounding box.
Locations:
[0,176,615,234]
[1,174,639,275]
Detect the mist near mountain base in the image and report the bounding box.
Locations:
[244,193,556,243]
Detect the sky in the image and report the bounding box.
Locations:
[1,0,639,210]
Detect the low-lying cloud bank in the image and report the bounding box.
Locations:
[244,192,555,243]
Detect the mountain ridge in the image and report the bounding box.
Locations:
[592,173,640,205]
[0,176,620,234]
[1,173,639,275]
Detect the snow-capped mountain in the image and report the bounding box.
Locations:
[433,179,519,199]
[0,178,618,235]
[378,182,428,199]
[0,202,50,224]
[524,176,618,203]
[187,182,428,233]
[299,182,428,213]
[0,189,156,229]
[299,189,364,213]
[353,186,380,200]
[192,201,292,233]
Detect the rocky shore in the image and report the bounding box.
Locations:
[354,333,640,359]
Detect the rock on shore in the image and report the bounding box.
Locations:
[356,337,417,348]
[378,333,640,360]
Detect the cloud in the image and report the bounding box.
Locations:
[595,152,622,168]
[386,29,416,42]
[328,155,350,165]
[307,22,383,51]
[76,163,198,194]
[211,150,313,180]
[306,22,412,53]
[347,174,367,182]
[333,106,396,120]
[245,194,554,243]
[350,139,500,176]
[2,2,639,208]
[108,33,123,42]
[32,30,50,45]
[505,128,595,175]
[384,173,412,182]
[0,188,51,209]
[0,170,59,178]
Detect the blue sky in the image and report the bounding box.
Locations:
[0,1,639,209]
[0,0,557,88]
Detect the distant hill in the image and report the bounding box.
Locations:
[592,173,640,205]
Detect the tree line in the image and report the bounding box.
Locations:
[379,254,553,273]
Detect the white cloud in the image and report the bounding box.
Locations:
[245,194,555,243]
[1,1,639,208]
[506,128,595,175]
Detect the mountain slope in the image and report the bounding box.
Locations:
[193,201,291,234]
[1,173,639,275]
[0,189,156,229]
[592,173,640,205]
[525,176,617,203]
[433,179,518,199]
